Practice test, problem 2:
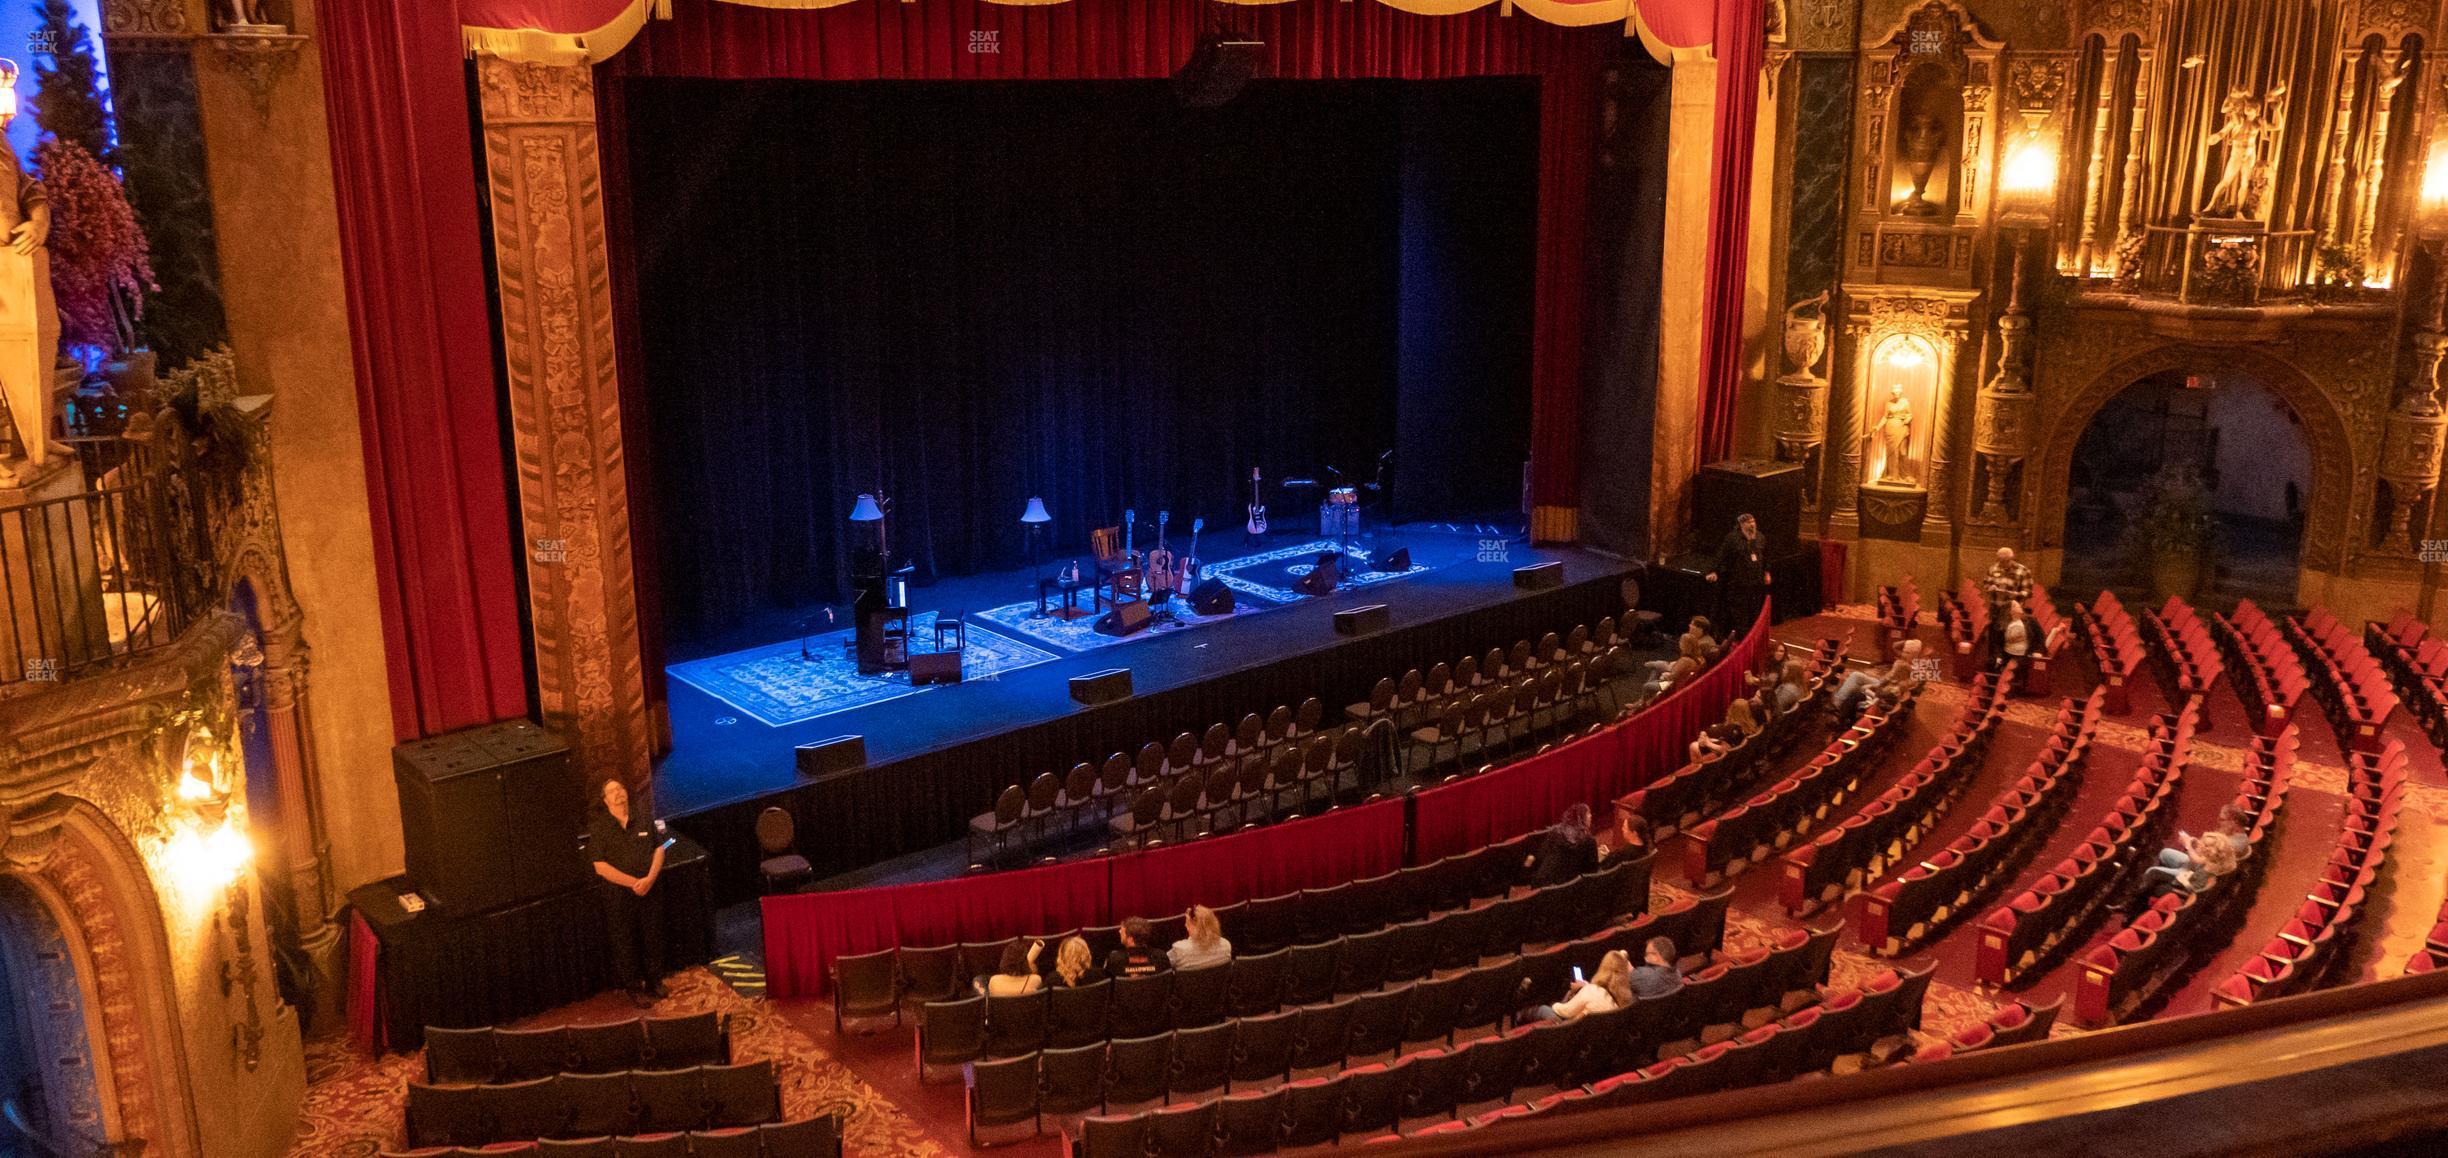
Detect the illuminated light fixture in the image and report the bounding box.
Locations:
[1020,496,1052,525]
[177,769,217,802]
[848,494,884,523]
[2420,134,2448,240]
[1998,129,2058,224]
[0,60,18,127]
[1883,342,1928,370]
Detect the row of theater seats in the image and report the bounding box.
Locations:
[423,1013,729,1086]
[1679,681,1923,887]
[2079,591,2146,715]
[1936,579,1990,678]
[1877,577,1921,661]
[1393,961,1935,1148]
[2285,606,2401,754]
[2368,611,2448,755]
[912,858,1660,1070]
[2074,724,2295,1026]
[406,1061,780,1149]
[1617,636,1848,842]
[2143,596,2226,703]
[384,1119,835,1158]
[2214,740,2407,1007]
[1976,699,2197,986]
[1037,921,1859,1155]
[1906,995,2062,1062]
[2212,599,2310,737]
[969,900,1762,1145]
[1783,672,2014,917]
[1859,689,2105,955]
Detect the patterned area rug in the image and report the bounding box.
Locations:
[1203,538,1439,605]
[287,969,942,1157]
[972,588,1275,654]
[667,611,1057,727]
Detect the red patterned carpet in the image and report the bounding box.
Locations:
[287,968,945,1157]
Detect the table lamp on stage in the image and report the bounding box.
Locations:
[1022,496,1053,617]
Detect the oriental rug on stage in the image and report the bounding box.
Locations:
[972,538,1444,654]
[668,610,1058,728]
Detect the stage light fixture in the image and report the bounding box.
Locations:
[849,494,885,522]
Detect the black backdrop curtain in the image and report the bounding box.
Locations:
[620,77,1535,650]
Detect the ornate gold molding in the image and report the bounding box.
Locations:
[101,0,191,39]
[474,54,654,791]
[202,31,309,126]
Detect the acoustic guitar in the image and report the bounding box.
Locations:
[1246,468,1268,535]
[1147,510,1176,595]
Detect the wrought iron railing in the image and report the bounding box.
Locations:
[0,437,214,690]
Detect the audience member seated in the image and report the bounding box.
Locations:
[1831,640,1925,717]
[1765,659,1810,715]
[1598,804,1649,866]
[1106,917,1169,978]
[1643,634,1707,697]
[1051,935,1103,988]
[1529,949,1632,1022]
[1168,905,1233,971]
[1689,722,1742,763]
[1628,935,1685,1000]
[1728,696,1764,737]
[1987,599,2044,678]
[1524,804,1601,886]
[1686,616,1719,655]
[2116,824,2241,915]
[982,940,1045,996]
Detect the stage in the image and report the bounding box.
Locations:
[654,526,1635,902]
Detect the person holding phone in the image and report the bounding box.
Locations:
[983,941,1046,996]
[1530,949,1632,1022]
[589,778,676,1006]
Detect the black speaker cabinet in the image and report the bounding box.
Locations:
[1694,459,1802,559]
[1095,600,1154,636]
[1189,579,1236,616]
[1379,546,1411,571]
[795,734,867,778]
[392,719,584,914]
[1334,604,1390,636]
[909,649,964,685]
[1173,36,1263,108]
[1070,668,1134,706]
[1294,552,1342,596]
[1513,561,1565,590]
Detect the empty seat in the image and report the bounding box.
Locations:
[1039,1043,1108,1117]
[494,1026,571,1082]
[644,1011,725,1068]
[423,1026,499,1085]
[918,997,987,1078]
[703,1060,780,1128]
[757,1118,842,1158]
[1105,1033,1173,1107]
[966,1053,1041,1146]
[1049,979,1113,1049]
[1074,1113,1152,1158]
[685,1129,761,1158]
[831,949,902,1034]
[1148,1101,1220,1158]
[1170,1020,1234,1099]
[405,1083,488,1149]
[558,1071,637,1139]
[632,1066,707,1133]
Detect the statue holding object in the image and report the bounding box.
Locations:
[0,118,56,486]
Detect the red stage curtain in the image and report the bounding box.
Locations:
[1694,0,1764,466]
[316,0,531,741]
[347,910,386,1052]
[598,0,1604,511]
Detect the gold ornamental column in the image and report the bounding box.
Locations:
[473,55,654,792]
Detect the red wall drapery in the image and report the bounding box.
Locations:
[757,604,1764,997]
[318,0,532,741]
[598,0,1610,510]
[1693,0,1763,466]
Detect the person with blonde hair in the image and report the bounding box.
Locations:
[1168,904,1233,971]
[1725,696,1762,737]
[1532,949,1633,1022]
[1051,935,1102,988]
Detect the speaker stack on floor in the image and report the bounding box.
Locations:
[1294,552,1342,597]
[1096,599,1154,636]
[1069,668,1134,706]
[392,719,584,914]
[1189,579,1236,616]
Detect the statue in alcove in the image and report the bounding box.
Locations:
[2202,85,2286,219]
[1894,85,1951,217]
[1875,384,1916,484]
[0,121,55,487]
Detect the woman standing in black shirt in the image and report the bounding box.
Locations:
[589,778,673,1005]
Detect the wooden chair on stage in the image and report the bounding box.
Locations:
[1090,526,1131,578]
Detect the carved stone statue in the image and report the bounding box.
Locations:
[1875,383,1915,484]
[215,0,281,33]
[2202,85,2285,219]
[0,134,55,484]
[1781,290,1830,381]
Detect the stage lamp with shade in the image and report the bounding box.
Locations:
[1021,497,1053,617]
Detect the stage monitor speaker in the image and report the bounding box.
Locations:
[1173,35,1263,108]
[1189,579,1236,616]
[1694,459,1802,559]
[1294,552,1342,597]
[795,734,867,779]
[1334,603,1390,636]
[393,720,584,914]
[909,649,964,685]
[1380,546,1411,571]
[1095,600,1154,636]
[1513,560,1565,590]
[1070,668,1134,706]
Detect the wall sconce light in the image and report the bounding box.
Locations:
[0,60,19,129]
[2420,135,2448,241]
[1998,127,2058,227]
[167,724,252,896]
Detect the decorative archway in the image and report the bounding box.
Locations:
[2032,344,2358,575]
[0,799,202,1158]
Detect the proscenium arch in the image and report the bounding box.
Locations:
[2032,344,2355,574]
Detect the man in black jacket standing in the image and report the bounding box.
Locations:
[1705,513,1772,631]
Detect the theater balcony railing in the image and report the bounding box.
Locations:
[0,353,259,695]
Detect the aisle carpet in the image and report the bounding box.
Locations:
[668,610,1058,727]
[287,968,943,1157]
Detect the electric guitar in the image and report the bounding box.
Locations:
[1246,468,1268,535]
[1179,517,1204,588]
[1121,508,1142,571]
[1147,510,1176,594]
